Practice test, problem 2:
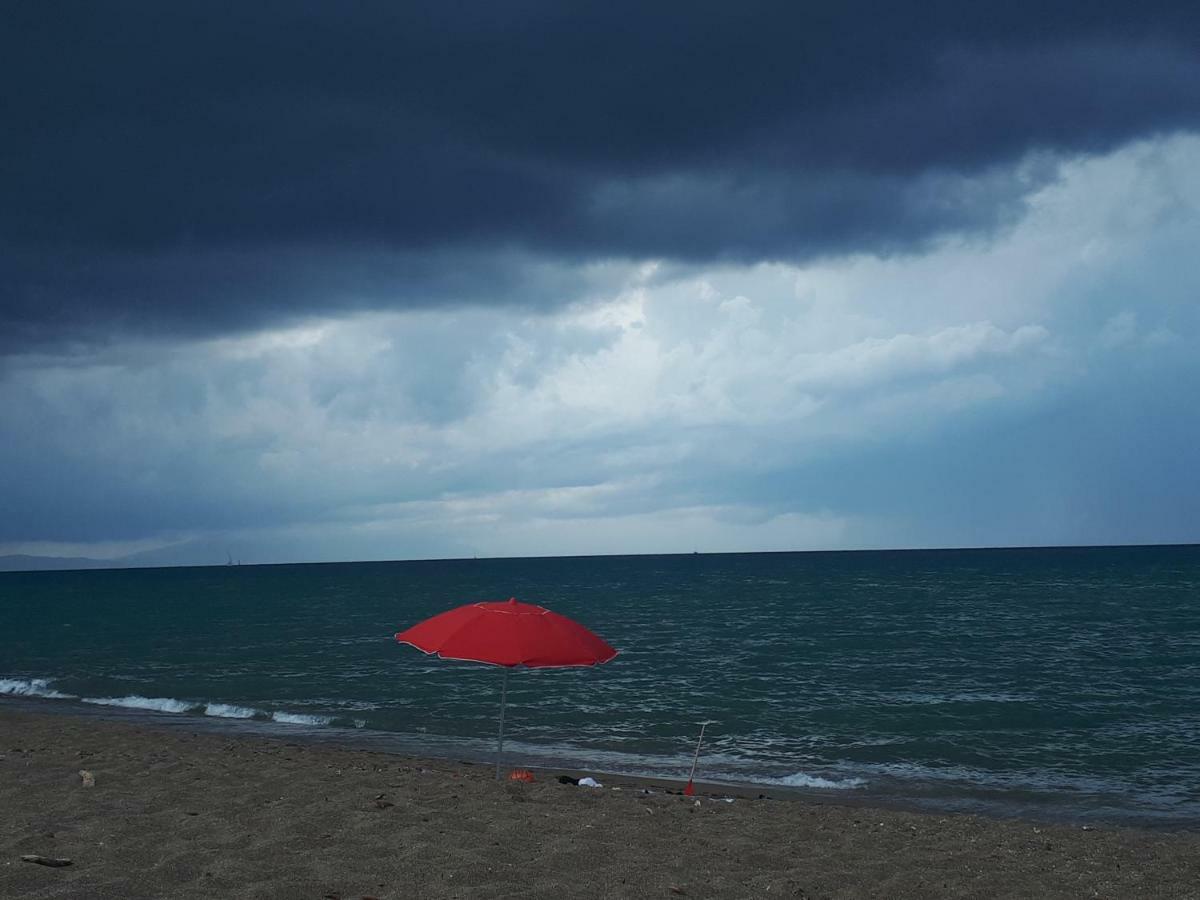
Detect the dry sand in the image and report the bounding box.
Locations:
[2,708,1198,899]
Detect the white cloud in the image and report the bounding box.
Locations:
[2,133,1199,559]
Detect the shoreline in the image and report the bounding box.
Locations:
[3,707,1200,898]
[5,695,1196,832]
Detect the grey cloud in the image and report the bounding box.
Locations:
[3,2,1200,347]
[0,245,637,352]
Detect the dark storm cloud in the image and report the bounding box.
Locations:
[3,1,1200,346]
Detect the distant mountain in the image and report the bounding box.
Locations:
[0,554,122,572]
[0,539,261,572]
[120,539,251,568]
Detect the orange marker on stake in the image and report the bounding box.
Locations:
[684,722,708,796]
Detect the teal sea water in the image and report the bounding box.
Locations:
[2,546,1198,825]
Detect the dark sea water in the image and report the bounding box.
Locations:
[3,547,1198,826]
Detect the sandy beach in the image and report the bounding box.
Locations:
[1,709,1198,899]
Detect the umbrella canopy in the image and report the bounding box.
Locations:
[395,598,617,777]
[395,597,617,667]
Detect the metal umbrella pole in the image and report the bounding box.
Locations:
[495,667,510,780]
[684,721,708,795]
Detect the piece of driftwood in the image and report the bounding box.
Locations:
[21,855,73,867]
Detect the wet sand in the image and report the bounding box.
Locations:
[2,708,1198,899]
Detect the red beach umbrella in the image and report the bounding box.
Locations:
[395,598,618,778]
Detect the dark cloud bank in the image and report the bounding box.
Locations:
[4,1,1200,349]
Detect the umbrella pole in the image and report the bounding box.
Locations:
[495,667,510,780]
[684,721,707,796]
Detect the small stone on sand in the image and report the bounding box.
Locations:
[21,854,73,867]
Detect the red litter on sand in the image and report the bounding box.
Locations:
[684,722,708,796]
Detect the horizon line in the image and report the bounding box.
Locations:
[2,540,1197,575]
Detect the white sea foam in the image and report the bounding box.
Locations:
[0,677,74,699]
[204,703,258,719]
[83,695,193,714]
[271,711,333,726]
[760,772,867,790]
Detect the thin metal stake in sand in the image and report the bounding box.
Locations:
[495,667,510,780]
[684,721,708,796]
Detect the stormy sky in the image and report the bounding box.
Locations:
[2,1,1198,565]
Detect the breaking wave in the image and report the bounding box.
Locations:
[0,683,343,729]
[204,703,258,719]
[756,772,868,790]
[83,695,192,713]
[0,677,75,700]
[271,711,334,726]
